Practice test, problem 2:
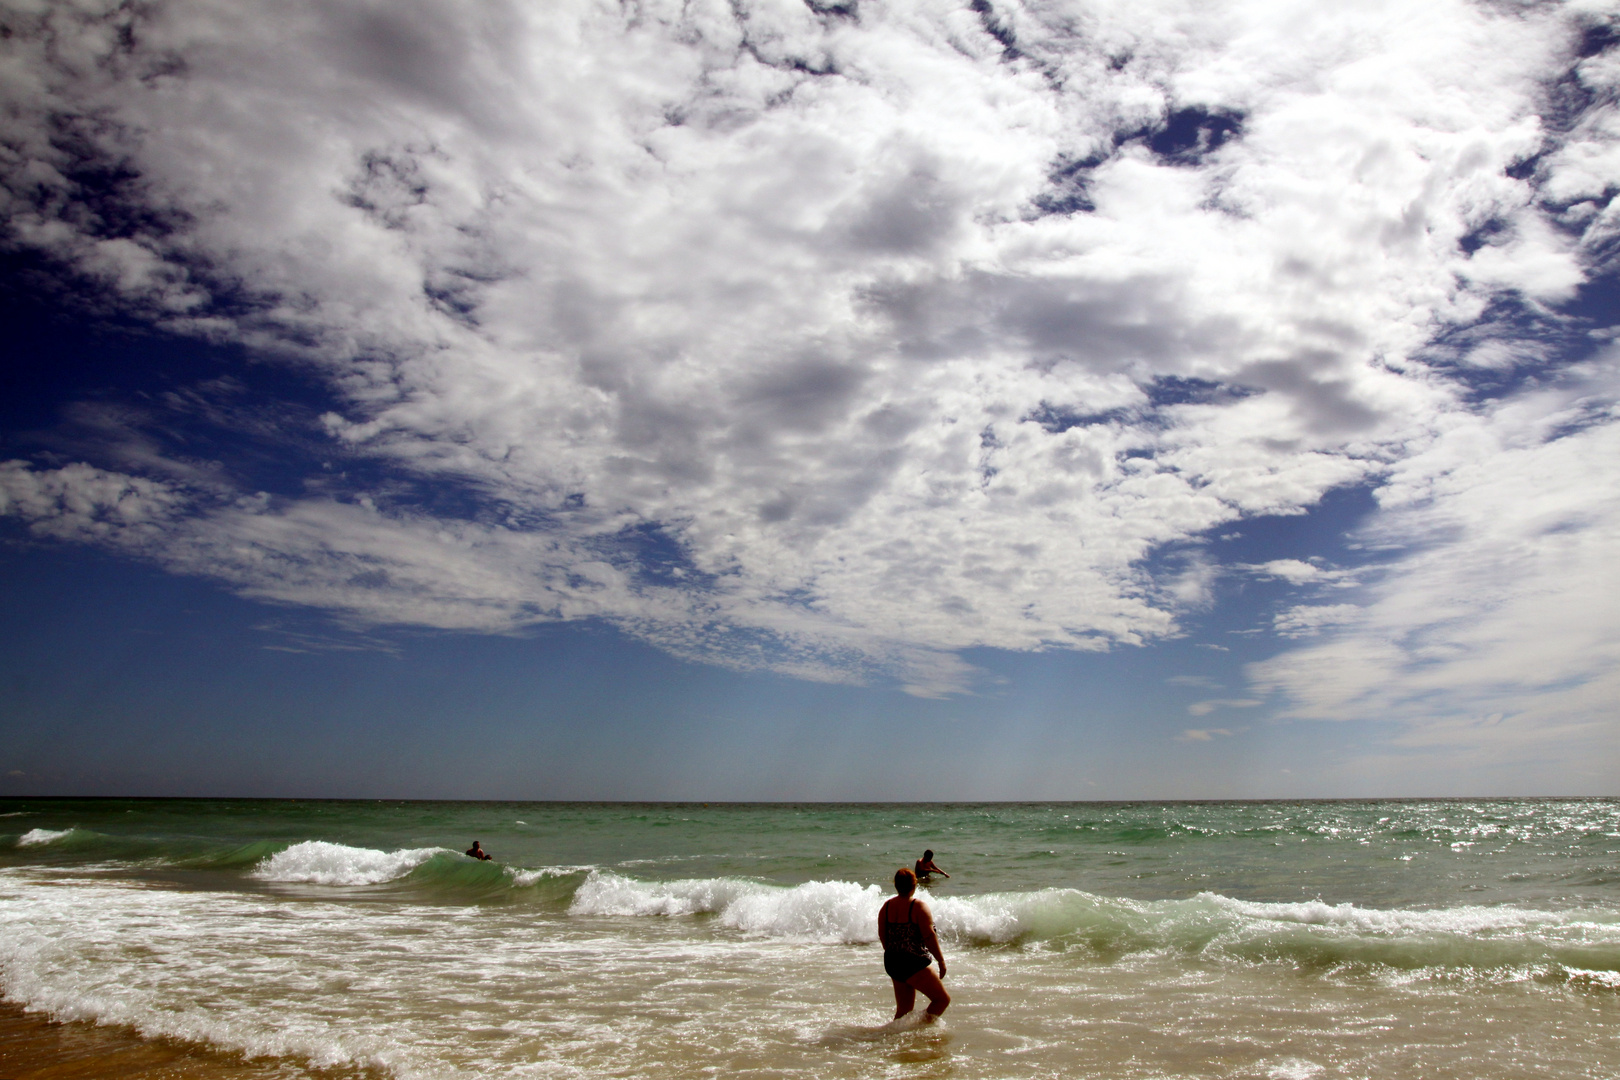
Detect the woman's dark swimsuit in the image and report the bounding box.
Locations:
[883,898,933,982]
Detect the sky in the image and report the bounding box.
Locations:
[1,0,1617,800]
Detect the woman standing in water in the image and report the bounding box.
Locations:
[878,868,950,1020]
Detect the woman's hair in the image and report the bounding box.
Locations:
[894,867,917,895]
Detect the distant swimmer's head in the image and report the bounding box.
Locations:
[894,867,917,896]
[922,849,934,861]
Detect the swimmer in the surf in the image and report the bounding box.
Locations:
[878,867,949,1020]
[914,849,949,882]
[466,841,492,861]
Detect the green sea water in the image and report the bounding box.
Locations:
[3,798,1618,1078]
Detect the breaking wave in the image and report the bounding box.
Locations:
[250,841,449,886]
[563,871,1620,976]
[10,833,1620,979]
[570,872,884,941]
[240,841,592,904]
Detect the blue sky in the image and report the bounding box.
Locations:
[2,0,1617,799]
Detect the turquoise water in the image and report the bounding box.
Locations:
[3,798,1618,1078]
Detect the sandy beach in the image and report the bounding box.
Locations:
[1,1002,263,1079]
[0,1001,395,1080]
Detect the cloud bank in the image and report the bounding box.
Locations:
[2,0,1618,712]
[1249,359,1620,768]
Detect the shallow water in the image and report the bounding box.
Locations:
[2,799,1617,1078]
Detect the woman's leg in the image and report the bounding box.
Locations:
[905,967,950,1017]
[891,979,917,1019]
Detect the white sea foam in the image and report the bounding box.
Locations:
[570,871,896,942]
[1563,966,1620,989]
[1205,893,1607,939]
[16,828,73,847]
[930,888,1095,944]
[250,841,445,886]
[561,873,1620,967]
[0,875,423,1075]
[569,873,1098,944]
[507,865,592,887]
[570,871,775,918]
[720,879,885,942]
[1205,893,1570,935]
[3,864,1618,1080]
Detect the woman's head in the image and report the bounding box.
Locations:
[894,867,917,895]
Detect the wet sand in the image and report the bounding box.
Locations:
[0,1002,375,1080]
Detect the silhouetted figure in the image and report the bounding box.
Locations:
[466,841,492,861]
[914,849,949,881]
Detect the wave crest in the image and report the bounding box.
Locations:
[569,872,887,942]
[563,874,1620,975]
[250,841,447,885]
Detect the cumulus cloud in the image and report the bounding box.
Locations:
[0,460,188,542]
[1,0,1619,698]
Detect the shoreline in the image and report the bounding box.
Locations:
[3,799,1615,1079]
[0,1001,375,1080]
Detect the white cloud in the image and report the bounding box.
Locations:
[0,460,188,542]
[1254,560,1324,585]
[1178,727,1235,741]
[0,0,1617,700]
[1246,559,1361,588]
[1187,698,1261,717]
[1247,360,1620,766]
[1273,603,1363,638]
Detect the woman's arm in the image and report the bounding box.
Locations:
[916,902,947,977]
[877,899,890,950]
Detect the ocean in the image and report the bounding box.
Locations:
[2,798,1617,1079]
